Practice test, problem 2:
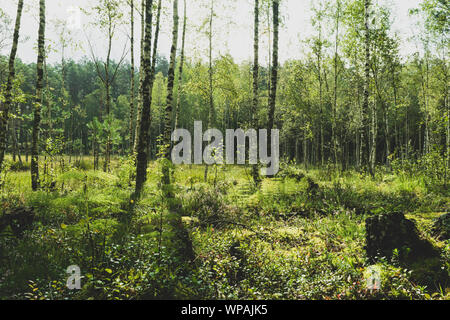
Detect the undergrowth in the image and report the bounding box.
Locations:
[0,159,448,300]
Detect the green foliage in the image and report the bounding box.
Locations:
[182,185,240,228]
[391,147,449,194]
[0,160,448,300]
[0,0,449,301]
[6,160,30,172]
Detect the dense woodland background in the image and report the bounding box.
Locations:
[0,0,447,175]
[0,0,448,300]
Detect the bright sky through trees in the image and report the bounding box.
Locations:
[0,0,423,65]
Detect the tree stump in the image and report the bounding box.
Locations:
[365,212,438,263]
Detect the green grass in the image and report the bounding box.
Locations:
[0,158,448,300]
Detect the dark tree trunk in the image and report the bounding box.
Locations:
[129,0,136,152]
[135,0,153,197]
[333,0,341,168]
[251,0,260,185]
[204,0,215,182]
[174,0,187,130]
[0,0,24,175]
[31,0,46,191]
[133,0,146,155]
[267,0,279,156]
[362,0,371,174]
[135,0,162,197]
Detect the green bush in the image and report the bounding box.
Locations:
[182,186,240,228]
[7,160,31,172]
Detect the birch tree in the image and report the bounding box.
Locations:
[31,0,46,191]
[0,0,24,177]
[135,0,162,197]
[163,0,180,160]
[267,0,279,166]
[251,0,260,185]
[86,0,127,172]
[174,0,187,130]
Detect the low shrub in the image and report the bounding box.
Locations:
[182,186,240,228]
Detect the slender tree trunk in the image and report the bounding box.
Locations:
[26,129,29,163]
[103,18,113,172]
[135,0,162,197]
[44,59,52,138]
[152,0,163,76]
[0,0,24,175]
[19,104,25,163]
[12,130,16,162]
[446,92,449,188]
[370,95,377,173]
[11,104,21,164]
[267,2,271,109]
[43,58,52,179]
[267,0,279,160]
[303,135,308,170]
[251,0,260,185]
[252,0,260,127]
[372,67,386,171]
[445,63,449,188]
[204,0,215,182]
[103,82,111,171]
[174,0,187,130]
[354,48,362,169]
[129,0,136,152]
[423,52,430,155]
[316,25,324,167]
[135,0,154,197]
[208,0,215,127]
[163,0,179,161]
[133,0,146,155]
[148,0,163,159]
[356,129,360,168]
[69,101,74,163]
[362,0,371,174]
[384,102,390,165]
[60,39,68,169]
[31,0,46,191]
[390,63,398,165]
[332,0,341,168]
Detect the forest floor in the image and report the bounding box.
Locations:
[0,155,449,300]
